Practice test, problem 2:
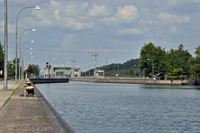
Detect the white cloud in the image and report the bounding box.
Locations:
[158,12,190,24]
[117,27,147,35]
[169,25,181,34]
[0,20,15,34]
[62,18,94,30]
[30,0,94,30]
[103,5,139,24]
[88,4,112,17]
[139,19,153,25]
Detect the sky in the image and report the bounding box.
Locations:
[0,0,200,72]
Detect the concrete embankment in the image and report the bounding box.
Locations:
[0,80,75,133]
[70,78,200,85]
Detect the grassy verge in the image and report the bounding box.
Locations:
[0,80,24,111]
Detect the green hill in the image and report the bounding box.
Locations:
[85,59,141,77]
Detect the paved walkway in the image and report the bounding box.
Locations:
[0,80,21,109]
[0,80,75,133]
[0,81,55,132]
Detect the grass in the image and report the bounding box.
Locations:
[0,80,24,111]
[37,116,48,118]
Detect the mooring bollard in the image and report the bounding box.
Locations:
[26,86,34,96]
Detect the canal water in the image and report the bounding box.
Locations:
[36,81,200,133]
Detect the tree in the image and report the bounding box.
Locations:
[7,58,20,79]
[94,59,140,77]
[167,68,185,79]
[139,42,156,77]
[7,60,15,78]
[129,68,135,76]
[194,45,200,56]
[27,64,40,77]
[167,44,191,79]
[189,46,200,80]
[139,42,167,78]
[139,43,191,79]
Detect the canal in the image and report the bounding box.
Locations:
[36,81,200,132]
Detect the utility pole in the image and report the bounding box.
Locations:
[3,0,8,89]
[89,45,99,70]
[87,45,99,78]
[91,52,99,71]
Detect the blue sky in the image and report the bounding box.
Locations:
[0,0,200,72]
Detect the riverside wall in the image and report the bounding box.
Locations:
[70,78,200,85]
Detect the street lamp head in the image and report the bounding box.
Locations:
[35,6,41,10]
[31,40,34,43]
[30,48,33,50]
[32,28,36,32]
[30,53,32,55]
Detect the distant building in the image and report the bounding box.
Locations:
[44,65,81,77]
[94,70,105,78]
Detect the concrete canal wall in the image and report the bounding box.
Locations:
[70,78,200,85]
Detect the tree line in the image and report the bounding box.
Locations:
[139,42,200,80]
[86,42,200,80]
[0,42,40,79]
[84,59,141,77]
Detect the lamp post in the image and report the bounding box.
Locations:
[147,58,154,79]
[24,52,32,57]
[62,59,70,66]
[81,65,84,77]
[3,0,8,89]
[118,63,119,76]
[48,58,55,63]
[94,62,96,77]
[19,28,36,80]
[25,55,33,78]
[24,53,33,66]
[23,47,33,53]
[15,6,41,83]
[87,51,99,72]
[85,64,87,77]
[26,55,33,65]
[89,63,91,77]
[21,49,32,79]
[21,40,34,79]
